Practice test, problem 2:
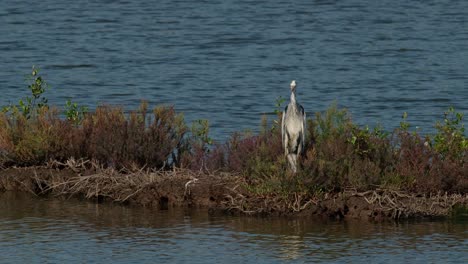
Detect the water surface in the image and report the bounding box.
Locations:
[1,0,467,140]
[0,192,467,263]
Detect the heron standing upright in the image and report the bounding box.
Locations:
[281,80,306,173]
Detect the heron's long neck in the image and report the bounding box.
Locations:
[290,91,297,105]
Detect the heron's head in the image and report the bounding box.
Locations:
[290,80,297,92]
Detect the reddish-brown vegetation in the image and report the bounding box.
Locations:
[0,103,186,170]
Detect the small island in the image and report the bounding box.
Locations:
[1,68,467,221]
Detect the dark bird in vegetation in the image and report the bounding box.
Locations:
[281,80,306,173]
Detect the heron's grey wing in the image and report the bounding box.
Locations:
[300,106,306,152]
[302,111,306,151]
[281,107,287,143]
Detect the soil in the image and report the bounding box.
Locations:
[1,166,467,221]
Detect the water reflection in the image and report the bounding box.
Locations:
[0,192,467,263]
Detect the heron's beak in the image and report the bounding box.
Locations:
[290,80,297,91]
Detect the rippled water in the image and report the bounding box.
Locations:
[0,192,467,263]
[1,0,467,140]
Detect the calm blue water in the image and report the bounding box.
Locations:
[0,192,467,263]
[1,0,467,140]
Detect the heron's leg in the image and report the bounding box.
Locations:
[297,140,303,158]
[287,154,297,173]
[287,154,293,171]
[292,154,297,173]
[296,131,305,158]
[283,133,289,156]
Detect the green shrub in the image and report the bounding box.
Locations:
[433,107,467,160]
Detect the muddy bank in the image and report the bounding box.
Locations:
[1,166,467,221]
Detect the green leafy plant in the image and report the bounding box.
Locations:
[65,99,88,125]
[273,96,285,115]
[2,66,49,119]
[191,119,213,148]
[433,107,467,159]
[349,125,389,157]
[314,102,350,141]
[272,96,286,131]
[177,119,215,170]
[400,112,410,131]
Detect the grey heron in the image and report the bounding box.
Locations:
[281,80,306,173]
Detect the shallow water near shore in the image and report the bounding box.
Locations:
[1,192,467,263]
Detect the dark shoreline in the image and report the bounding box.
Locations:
[1,166,466,221]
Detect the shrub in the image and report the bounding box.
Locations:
[179,119,219,171]
[299,105,395,191]
[0,107,71,166]
[386,108,468,194]
[2,66,49,119]
[0,102,187,170]
[433,107,468,161]
[65,99,88,125]
[80,103,187,169]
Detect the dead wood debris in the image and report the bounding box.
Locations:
[347,189,468,219]
[1,160,467,219]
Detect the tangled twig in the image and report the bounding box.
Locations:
[347,189,468,219]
